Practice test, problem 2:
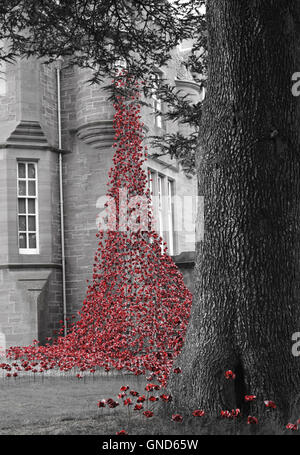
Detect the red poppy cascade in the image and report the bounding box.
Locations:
[6,73,192,385]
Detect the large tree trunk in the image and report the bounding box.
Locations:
[169,0,300,421]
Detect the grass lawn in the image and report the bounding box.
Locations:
[0,373,297,435]
[0,373,150,435]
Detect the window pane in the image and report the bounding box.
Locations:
[18,199,26,214]
[28,233,37,249]
[156,114,162,129]
[18,163,26,178]
[28,199,36,214]
[27,164,36,179]
[28,180,36,196]
[17,162,38,253]
[19,216,26,231]
[18,181,26,196]
[28,216,36,231]
[19,233,27,249]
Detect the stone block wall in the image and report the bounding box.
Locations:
[0,56,64,347]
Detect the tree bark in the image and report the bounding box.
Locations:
[169,0,300,421]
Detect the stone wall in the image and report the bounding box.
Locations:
[0,57,64,347]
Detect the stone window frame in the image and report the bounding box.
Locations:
[150,71,165,130]
[0,60,6,97]
[17,160,40,255]
[148,168,175,255]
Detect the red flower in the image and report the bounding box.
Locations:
[116,430,128,435]
[130,390,139,397]
[286,423,298,431]
[245,395,256,402]
[124,398,133,406]
[231,408,241,418]
[145,384,154,391]
[192,410,205,417]
[225,370,236,380]
[120,385,129,391]
[220,410,231,418]
[173,367,181,374]
[134,404,143,411]
[264,400,276,409]
[149,396,159,402]
[3,76,193,390]
[286,423,298,430]
[143,410,154,418]
[220,409,240,419]
[106,398,119,409]
[145,383,160,392]
[247,416,258,424]
[160,394,172,402]
[172,414,183,423]
[137,395,146,403]
[97,400,106,408]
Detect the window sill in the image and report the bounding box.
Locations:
[19,249,40,255]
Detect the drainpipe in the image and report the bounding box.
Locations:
[56,57,67,337]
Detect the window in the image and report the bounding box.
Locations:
[167,179,174,255]
[0,61,6,96]
[151,73,163,129]
[148,169,175,254]
[17,161,39,254]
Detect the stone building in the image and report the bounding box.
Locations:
[0,49,200,348]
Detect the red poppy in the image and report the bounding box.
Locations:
[245,395,256,402]
[264,400,276,409]
[286,423,298,431]
[97,400,106,408]
[116,430,128,435]
[160,394,172,402]
[130,390,139,397]
[192,410,205,417]
[3,75,192,390]
[134,404,143,411]
[225,370,236,380]
[106,398,119,409]
[124,398,133,406]
[137,395,146,403]
[145,384,154,392]
[173,368,182,374]
[231,409,241,418]
[247,416,258,424]
[143,410,154,418]
[120,385,129,392]
[149,396,159,402]
[172,414,183,423]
